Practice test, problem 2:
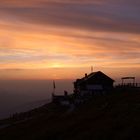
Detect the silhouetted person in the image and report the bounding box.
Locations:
[64,90,68,96]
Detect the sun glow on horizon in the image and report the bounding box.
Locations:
[0,0,140,80]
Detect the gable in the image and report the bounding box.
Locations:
[75,71,114,85]
[88,71,114,82]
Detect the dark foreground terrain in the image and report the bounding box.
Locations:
[0,90,140,140]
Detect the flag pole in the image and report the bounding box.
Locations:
[53,80,56,95]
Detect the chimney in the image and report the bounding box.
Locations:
[85,73,88,78]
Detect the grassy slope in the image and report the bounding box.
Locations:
[0,91,140,140]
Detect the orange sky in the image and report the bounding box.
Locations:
[0,0,140,81]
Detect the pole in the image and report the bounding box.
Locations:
[53,80,56,95]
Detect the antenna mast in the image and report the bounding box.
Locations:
[91,66,93,73]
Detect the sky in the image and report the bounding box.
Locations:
[0,0,140,81]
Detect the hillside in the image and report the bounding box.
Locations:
[0,91,140,140]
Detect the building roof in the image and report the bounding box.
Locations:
[75,71,114,84]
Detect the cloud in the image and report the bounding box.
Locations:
[0,0,140,33]
[0,0,140,79]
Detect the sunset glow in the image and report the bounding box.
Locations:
[0,0,140,80]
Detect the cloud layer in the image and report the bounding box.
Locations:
[0,0,140,79]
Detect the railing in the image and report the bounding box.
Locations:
[115,83,140,88]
